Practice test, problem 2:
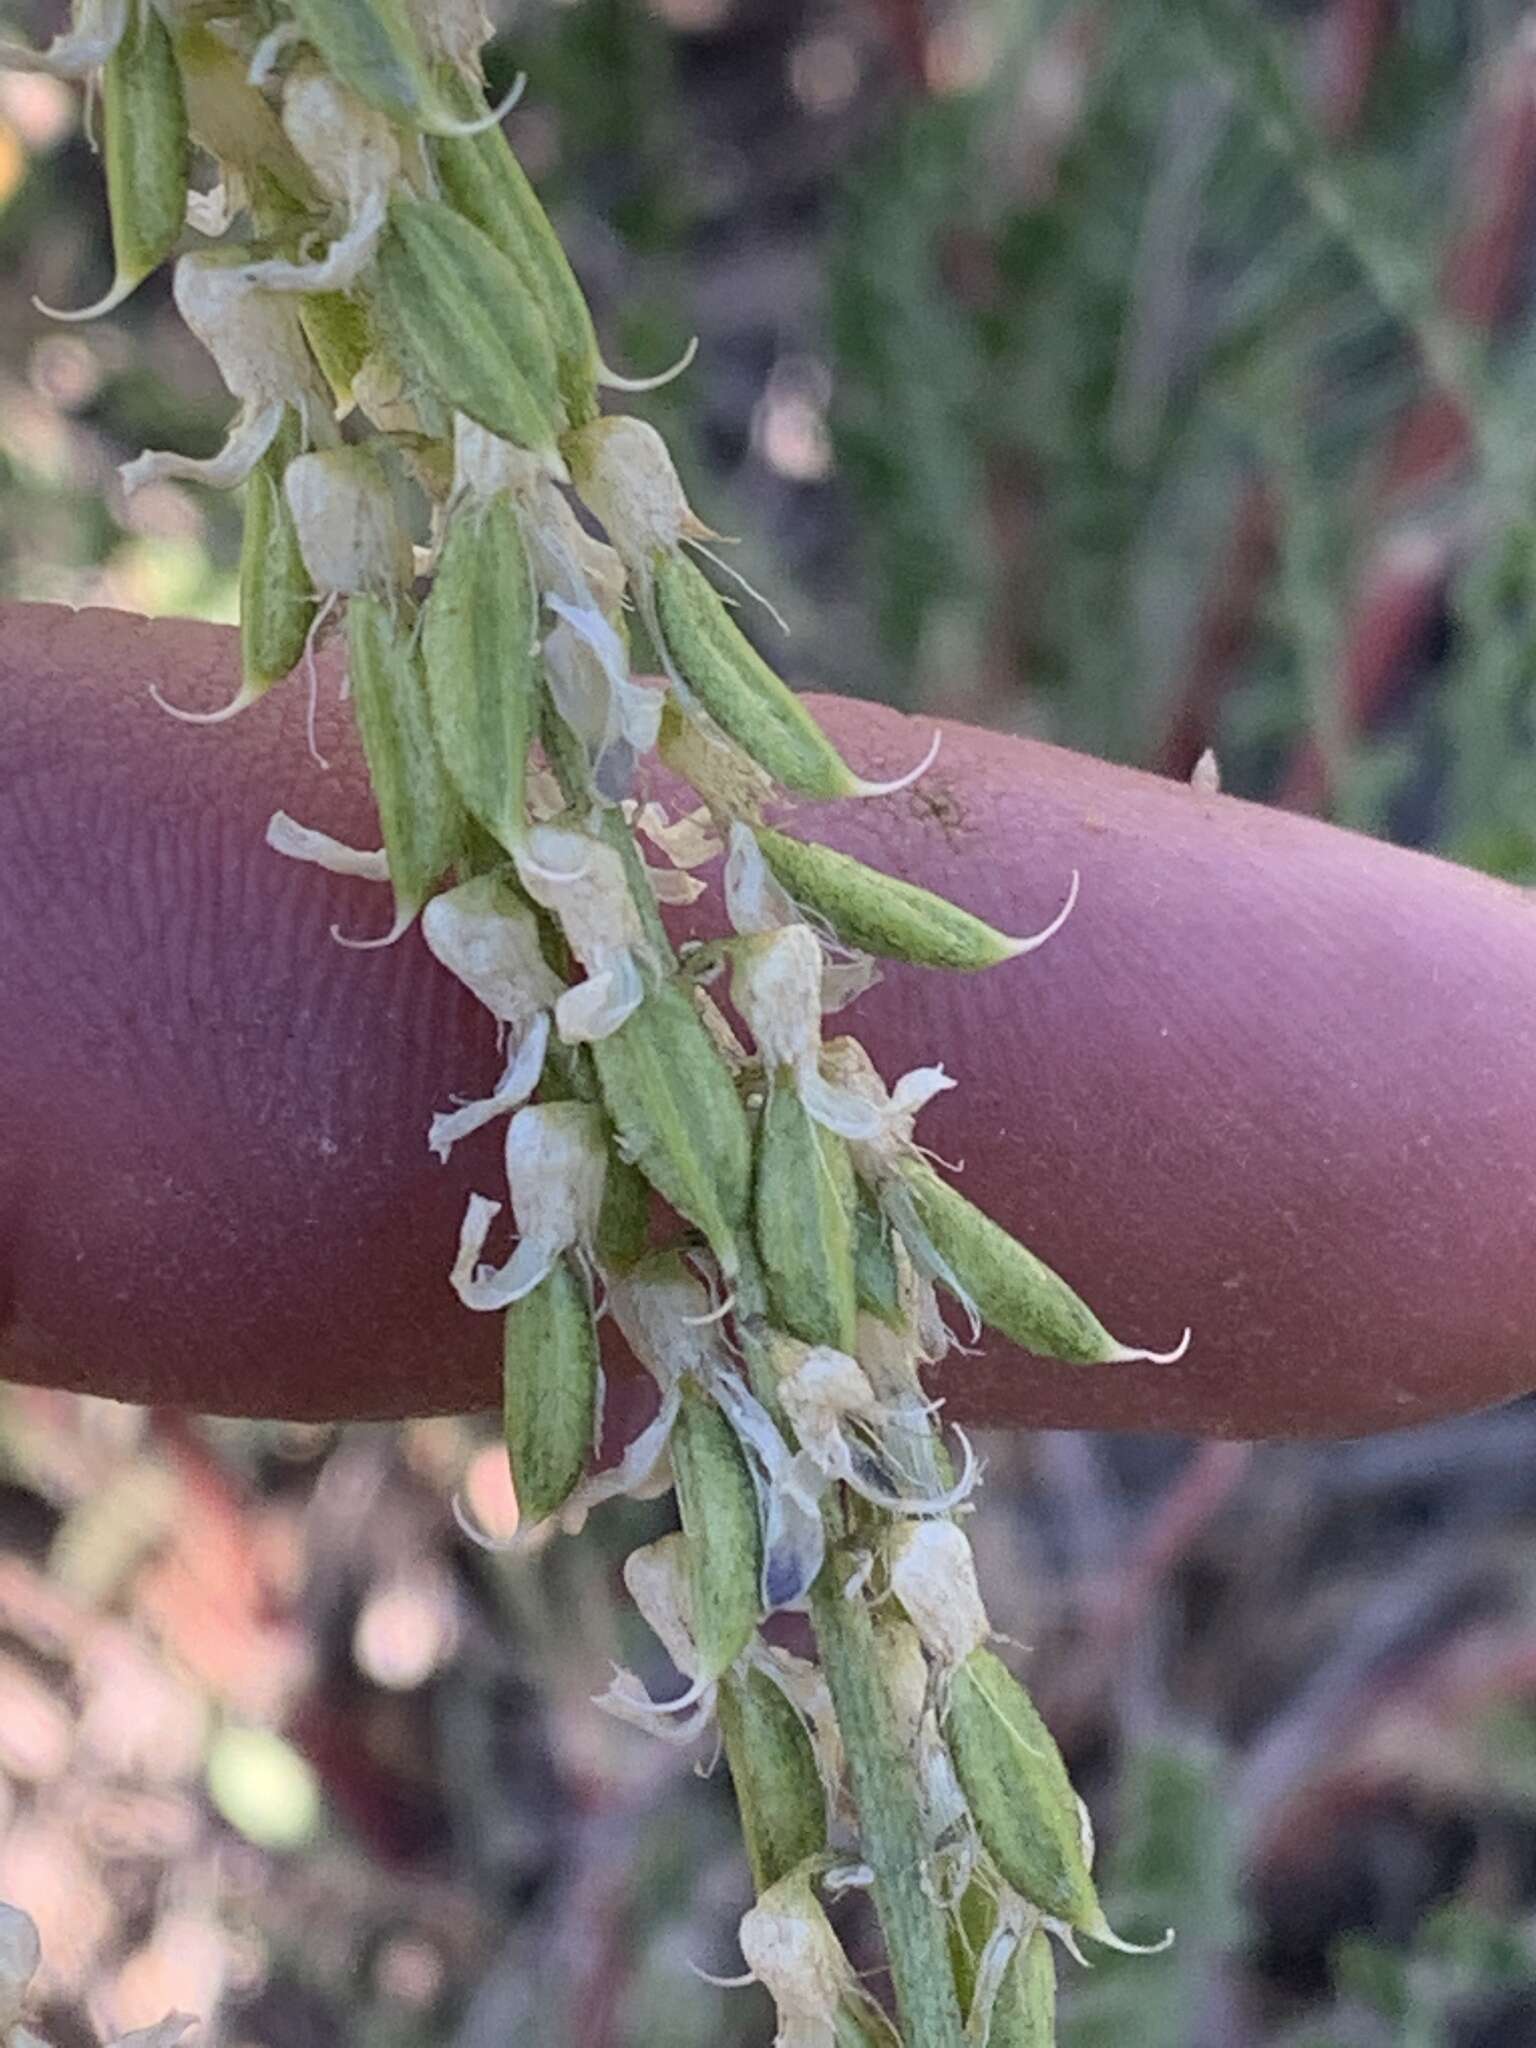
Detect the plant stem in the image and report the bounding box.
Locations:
[735,1254,966,2048]
[809,1541,967,2048]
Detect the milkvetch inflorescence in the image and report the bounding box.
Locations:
[16,3,1193,2037]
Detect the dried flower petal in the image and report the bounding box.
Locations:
[451,1100,606,1309]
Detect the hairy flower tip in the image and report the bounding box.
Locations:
[566,415,712,577]
[420,875,563,1027]
[514,824,651,1042]
[887,1519,989,1670]
[450,414,545,503]
[737,1873,898,2048]
[450,1099,607,1310]
[284,447,414,599]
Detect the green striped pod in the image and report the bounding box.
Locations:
[430,70,600,427]
[346,595,466,937]
[421,491,538,854]
[755,825,1026,971]
[595,1149,651,1272]
[944,1648,1100,1933]
[670,1380,762,1680]
[852,1181,903,1329]
[59,0,187,320]
[372,197,564,453]
[993,1927,1056,2048]
[651,551,860,800]
[299,291,372,411]
[716,1663,827,1892]
[238,410,314,696]
[897,1159,1178,1366]
[502,1252,598,1522]
[590,980,752,1274]
[753,1079,858,1353]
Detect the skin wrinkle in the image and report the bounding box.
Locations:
[2,601,1536,1436]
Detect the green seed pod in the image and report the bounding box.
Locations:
[945,1649,1100,1933]
[238,410,315,696]
[852,1181,903,1328]
[346,595,466,939]
[174,23,319,209]
[372,196,564,453]
[430,70,600,427]
[754,1079,858,1353]
[57,0,187,320]
[590,980,752,1274]
[502,1251,598,1523]
[421,491,538,853]
[652,552,860,800]
[299,291,372,411]
[717,1663,827,1892]
[994,1927,1056,2048]
[671,1380,762,1680]
[595,1149,651,1272]
[896,1159,1182,1367]
[755,825,1034,972]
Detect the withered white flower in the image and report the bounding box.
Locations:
[708,1366,826,1612]
[886,1519,989,1671]
[723,825,878,1013]
[595,1532,719,1742]
[236,66,401,294]
[556,1254,713,1531]
[731,926,950,1143]
[513,824,654,1042]
[777,1347,977,1517]
[120,257,331,497]
[283,447,415,600]
[736,1872,898,2048]
[421,876,565,1158]
[264,812,391,882]
[0,1901,194,2048]
[450,1099,607,1311]
[565,416,714,581]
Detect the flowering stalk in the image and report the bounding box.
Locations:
[10,2,1190,2038]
